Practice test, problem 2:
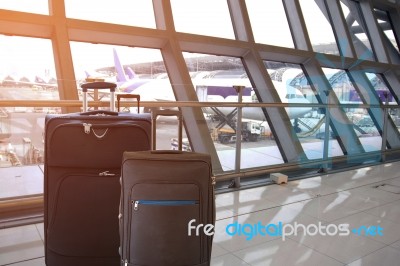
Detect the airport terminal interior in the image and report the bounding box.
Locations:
[0,0,400,265]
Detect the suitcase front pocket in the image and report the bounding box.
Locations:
[128,197,202,265]
[47,173,120,257]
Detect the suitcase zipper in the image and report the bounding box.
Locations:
[132,200,199,211]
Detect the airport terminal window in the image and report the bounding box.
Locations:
[0,0,48,15]
[245,0,294,48]
[299,0,340,55]
[0,1,397,195]
[170,0,235,39]
[65,0,156,28]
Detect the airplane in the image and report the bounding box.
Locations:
[87,50,313,132]
[124,76,313,136]
[112,48,153,92]
[82,48,153,95]
[122,71,313,121]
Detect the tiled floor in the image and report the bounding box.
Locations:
[2,161,400,265]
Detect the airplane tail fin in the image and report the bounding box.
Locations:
[113,48,127,82]
[126,67,137,79]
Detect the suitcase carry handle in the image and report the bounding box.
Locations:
[80,110,118,116]
[151,109,183,150]
[150,150,184,154]
[81,82,117,112]
[117,94,140,113]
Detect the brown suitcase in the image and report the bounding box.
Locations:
[44,82,151,266]
[119,110,215,266]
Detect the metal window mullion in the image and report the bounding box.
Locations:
[49,0,79,112]
[152,0,170,31]
[227,0,254,42]
[282,0,313,51]
[324,0,357,58]
[358,0,391,63]
[344,0,377,61]
[388,7,400,51]
[161,39,223,173]
[383,69,400,104]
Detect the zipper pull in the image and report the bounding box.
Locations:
[133,200,139,211]
[124,259,128,266]
[211,176,216,186]
[99,171,115,176]
[83,123,92,134]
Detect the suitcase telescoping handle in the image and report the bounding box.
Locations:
[151,109,183,151]
[81,82,116,112]
[117,94,140,113]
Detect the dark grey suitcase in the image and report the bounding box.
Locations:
[44,82,151,266]
[119,110,215,266]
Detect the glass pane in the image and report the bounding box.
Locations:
[322,68,363,103]
[390,108,400,136]
[266,64,319,113]
[365,72,397,104]
[265,63,345,160]
[0,36,59,168]
[0,35,58,100]
[0,0,48,14]
[374,8,400,53]
[304,121,345,160]
[245,0,294,48]
[0,113,47,168]
[348,108,381,152]
[70,42,165,88]
[299,0,339,55]
[65,0,156,28]
[171,0,235,39]
[340,0,375,60]
[183,52,284,170]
